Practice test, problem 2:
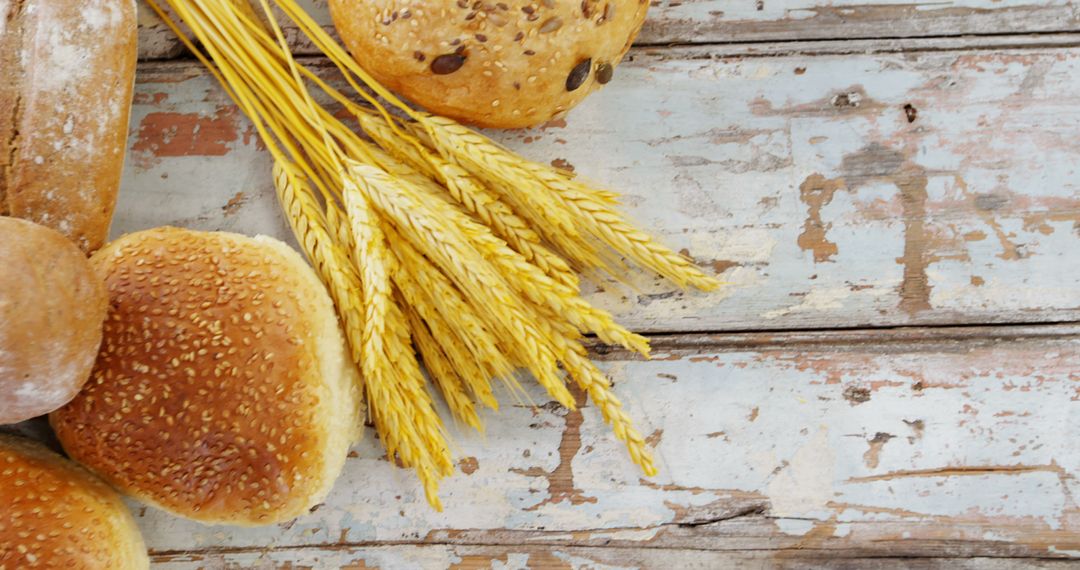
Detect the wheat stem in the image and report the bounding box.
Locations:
[359,113,579,290]
[275,161,448,508]
[348,161,576,410]
[405,305,483,432]
[562,350,657,476]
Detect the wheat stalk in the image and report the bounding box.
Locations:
[419,115,721,290]
[418,120,581,240]
[545,183,723,291]
[359,113,579,290]
[405,304,483,431]
[405,120,612,274]
[562,350,657,476]
[341,173,453,476]
[276,161,449,507]
[388,234,505,409]
[151,0,725,509]
[393,160,651,356]
[347,161,576,410]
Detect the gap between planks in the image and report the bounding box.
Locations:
[138,31,1080,66]
[632,31,1080,58]
[147,540,1080,561]
[583,322,1080,359]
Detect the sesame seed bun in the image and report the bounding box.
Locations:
[50,228,363,526]
[0,217,107,425]
[328,0,648,128]
[0,434,148,569]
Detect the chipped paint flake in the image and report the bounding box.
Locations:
[767,426,835,520]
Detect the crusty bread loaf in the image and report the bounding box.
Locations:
[0,0,137,253]
[328,0,648,128]
[0,434,149,569]
[51,228,363,526]
[0,217,107,425]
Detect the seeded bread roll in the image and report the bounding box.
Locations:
[51,228,363,526]
[0,0,137,253]
[328,0,648,128]
[0,434,149,569]
[0,217,107,425]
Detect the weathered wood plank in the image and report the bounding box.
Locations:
[126,325,1080,560]
[149,545,1080,569]
[122,47,1080,333]
[134,0,1080,60]
[640,0,1080,45]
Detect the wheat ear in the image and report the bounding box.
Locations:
[405,304,483,431]
[562,350,658,476]
[417,117,581,239]
[419,114,721,290]
[543,183,722,291]
[341,173,453,476]
[396,166,650,356]
[407,119,610,273]
[346,160,576,410]
[358,113,579,290]
[275,162,450,508]
[388,235,504,409]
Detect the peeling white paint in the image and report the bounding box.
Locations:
[763,286,853,319]
[767,426,835,519]
[773,518,817,536]
[109,16,1080,565]
[690,228,777,264]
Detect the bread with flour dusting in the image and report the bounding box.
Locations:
[0,0,137,253]
[0,217,107,424]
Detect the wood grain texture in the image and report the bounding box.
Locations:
[121,46,1080,333]
[105,8,1080,568]
[120,325,1080,565]
[133,0,1080,60]
[150,546,1080,569]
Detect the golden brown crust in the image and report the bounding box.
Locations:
[0,434,148,569]
[0,217,107,425]
[51,228,361,526]
[1,0,137,253]
[329,0,648,128]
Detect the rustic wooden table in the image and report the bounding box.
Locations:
[36,0,1080,567]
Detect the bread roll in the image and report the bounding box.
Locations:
[0,0,137,253]
[0,434,149,569]
[0,217,107,425]
[328,0,648,128]
[51,228,362,525]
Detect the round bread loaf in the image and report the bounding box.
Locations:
[0,434,148,569]
[0,217,108,425]
[328,0,648,128]
[51,228,363,526]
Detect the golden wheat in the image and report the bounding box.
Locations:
[417,115,721,290]
[405,304,483,431]
[396,161,651,356]
[387,234,505,409]
[151,0,725,510]
[358,112,579,290]
[562,350,657,476]
[348,161,577,409]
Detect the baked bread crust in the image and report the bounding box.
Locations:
[51,228,363,526]
[0,217,107,424]
[0,434,149,569]
[0,0,137,253]
[329,0,648,128]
